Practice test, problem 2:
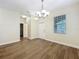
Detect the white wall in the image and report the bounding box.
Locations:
[0,8,20,45]
[37,18,46,39]
[30,17,39,39]
[44,3,79,48]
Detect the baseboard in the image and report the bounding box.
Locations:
[44,39,79,49]
[0,39,20,46]
[29,37,37,40]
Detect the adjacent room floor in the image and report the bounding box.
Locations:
[0,38,79,59]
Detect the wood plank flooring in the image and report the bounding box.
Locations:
[0,38,79,59]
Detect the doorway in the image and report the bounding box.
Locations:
[38,22,46,39]
[20,23,24,38]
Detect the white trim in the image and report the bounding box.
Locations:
[44,39,79,49]
[0,40,20,46]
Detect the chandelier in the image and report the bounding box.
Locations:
[35,0,49,18]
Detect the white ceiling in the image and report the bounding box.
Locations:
[0,0,79,13]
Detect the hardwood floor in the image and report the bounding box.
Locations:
[0,38,79,59]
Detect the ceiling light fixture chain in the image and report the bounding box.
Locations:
[42,0,44,10]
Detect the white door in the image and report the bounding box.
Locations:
[38,22,45,39]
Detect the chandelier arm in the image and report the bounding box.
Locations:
[35,0,49,18]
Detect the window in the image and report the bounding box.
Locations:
[54,15,66,34]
